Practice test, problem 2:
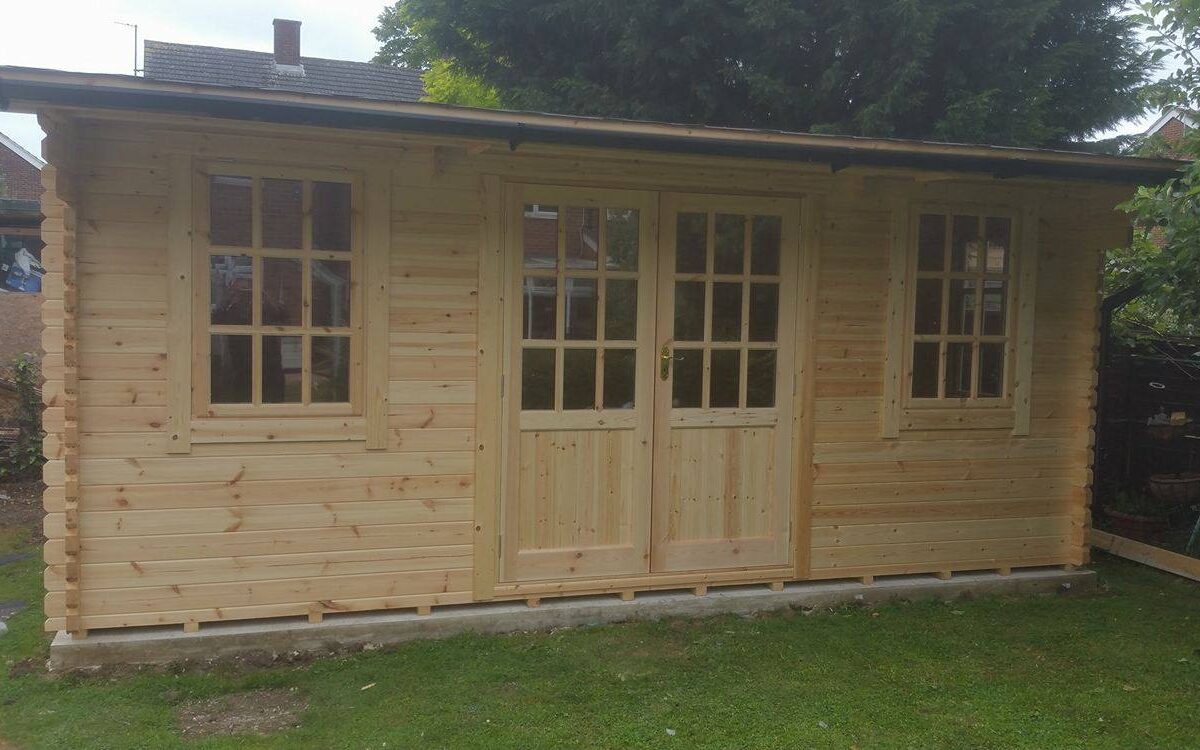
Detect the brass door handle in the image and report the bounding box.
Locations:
[660,345,684,381]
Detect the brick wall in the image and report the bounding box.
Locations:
[0,142,43,201]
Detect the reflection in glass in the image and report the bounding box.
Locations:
[917,213,946,272]
[672,348,703,408]
[749,283,779,342]
[603,349,636,409]
[210,334,252,403]
[947,279,977,335]
[521,348,555,410]
[261,178,303,249]
[945,342,973,398]
[312,181,352,251]
[676,213,707,273]
[714,214,745,274]
[984,217,1011,273]
[979,343,1005,397]
[210,255,252,325]
[751,215,782,275]
[563,348,597,410]
[261,257,303,327]
[982,280,1006,335]
[605,208,639,271]
[262,335,303,403]
[523,204,558,269]
[312,260,352,328]
[563,278,598,340]
[709,349,741,408]
[710,283,743,341]
[522,277,557,340]
[914,278,943,335]
[951,214,980,272]
[747,350,776,407]
[605,280,638,340]
[312,336,351,402]
[563,207,600,270]
[209,175,252,247]
[674,282,706,341]
[911,342,939,398]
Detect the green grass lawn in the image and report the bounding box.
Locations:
[1,537,1197,749]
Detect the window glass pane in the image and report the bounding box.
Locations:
[521,348,555,410]
[945,342,973,398]
[604,279,638,341]
[714,214,745,274]
[982,280,1007,335]
[709,349,741,408]
[979,343,1005,398]
[522,277,557,340]
[751,215,782,275]
[911,342,939,398]
[312,260,352,328]
[312,336,351,403]
[262,335,303,403]
[261,178,302,249]
[261,257,303,327]
[914,278,943,335]
[563,207,600,271]
[675,212,707,273]
[674,281,706,341]
[947,279,977,335]
[747,349,776,408]
[523,205,558,270]
[917,214,946,272]
[672,348,703,408]
[562,348,596,410]
[209,175,252,247]
[563,278,598,340]
[605,208,639,271]
[603,348,636,409]
[749,283,779,342]
[210,334,252,403]
[984,217,1011,273]
[210,255,252,325]
[312,181,352,251]
[711,282,743,341]
[951,215,981,272]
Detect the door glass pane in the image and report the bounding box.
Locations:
[674,282,706,341]
[210,334,252,403]
[710,282,743,342]
[747,349,776,408]
[672,348,703,408]
[982,280,1007,335]
[914,278,943,335]
[261,257,303,327]
[209,175,252,247]
[749,283,779,342]
[261,178,302,249]
[605,208,639,271]
[714,214,745,274]
[951,215,980,272]
[564,207,600,271]
[210,255,252,325]
[603,348,636,410]
[947,280,977,335]
[751,215,782,275]
[911,342,939,398]
[262,335,303,403]
[917,214,946,272]
[312,260,352,328]
[979,343,1005,397]
[523,205,558,270]
[984,217,1011,273]
[563,278,598,340]
[945,342,973,398]
[521,348,555,410]
[312,181,352,251]
[604,279,637,341]
[522,277,557,340]
[709,349,741,408]
[312,335,351,402]
[562,348,597,410]
[675,212,707,273]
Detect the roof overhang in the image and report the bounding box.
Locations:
[0,198,41,228]
[0,65,1185,185]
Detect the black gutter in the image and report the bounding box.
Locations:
[0,76,1185,185]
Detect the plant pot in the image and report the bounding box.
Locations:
[1105,508,1171,539]
[1147,473,1200,507]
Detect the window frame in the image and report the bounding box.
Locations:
[192,163,365,420]
[902,204,1020,410]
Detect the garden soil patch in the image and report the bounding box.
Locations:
[177,688,308,739]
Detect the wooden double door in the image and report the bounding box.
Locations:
[501,185,800,582]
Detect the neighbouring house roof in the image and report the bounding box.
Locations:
[143,41,425,104]
[1144,107,1197,138]
[0,66,1186,185]
[0,130,45,169]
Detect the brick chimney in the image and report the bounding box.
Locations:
[273,19,302,67]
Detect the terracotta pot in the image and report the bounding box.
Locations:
[1147,473,1200,506]
[1105,508,1171,539]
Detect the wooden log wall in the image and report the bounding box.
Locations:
[39,111,1129,632]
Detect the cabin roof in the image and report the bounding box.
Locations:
[143,41,426,104]
[0,65,1185,185]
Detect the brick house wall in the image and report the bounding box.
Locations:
[0,140,43,201]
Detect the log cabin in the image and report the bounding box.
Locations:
[0,34,1183,642]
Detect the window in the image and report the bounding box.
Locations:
[908,211,1014,403]
[201,170,360,415]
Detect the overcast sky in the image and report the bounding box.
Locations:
[0,0,1172,156]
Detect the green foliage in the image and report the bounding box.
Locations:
[1130,0,1200,112]
[373,0,1152,146]
[421,59,501,108]
[1,354,43,481]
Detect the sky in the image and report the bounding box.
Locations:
[0,1,1178,156]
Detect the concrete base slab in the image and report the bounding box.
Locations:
[50,567,1095,671]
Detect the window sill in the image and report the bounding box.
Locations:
[190,416,367,444]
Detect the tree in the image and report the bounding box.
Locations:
[1117,0,1200,334]
[374,0,1152,147]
